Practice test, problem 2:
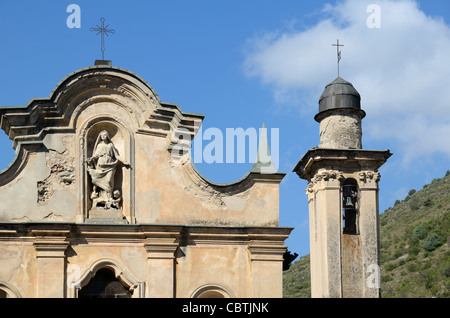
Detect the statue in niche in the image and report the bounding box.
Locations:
[86,130,127,211]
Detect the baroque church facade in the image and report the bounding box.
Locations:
[0,61,292,298]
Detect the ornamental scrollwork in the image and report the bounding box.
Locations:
[359,171,381,183]
[308,170,344,188]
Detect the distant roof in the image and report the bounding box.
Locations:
[315,77,365,122]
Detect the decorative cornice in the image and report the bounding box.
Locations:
[144,238,179,259]
[173,155,285,211]
[248,243,287,261]
[33,240,69,258]
[0,223,293,246]
[32,230,69,258]
[0,66,204,150]
[294,147,392,181]
[0,142,42,187]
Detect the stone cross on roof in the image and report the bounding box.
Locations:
[90,17,115,61]
[332,39,344,77]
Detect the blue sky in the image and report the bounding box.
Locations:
[0,0,449,258]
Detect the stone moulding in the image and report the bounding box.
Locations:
[69,257,145,298]
[178,157,286,206]
[0,222,292,246]
[0,141,42,187]
[293,147,393,181]
[0,65,204,150]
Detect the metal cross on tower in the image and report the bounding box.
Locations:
[332,39,344,77]
[90,18,115,61]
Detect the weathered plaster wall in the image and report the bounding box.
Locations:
[319,112,362,149]
[176,244,250,298]
[0,135,78,223]
[0,242,37,298]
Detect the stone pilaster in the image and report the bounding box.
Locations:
[307,170,344,297]
[144,237,178,298]
[248,241,286,298]
[32,230,69,298]
[142,226,181,298]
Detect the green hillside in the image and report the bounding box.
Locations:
[283,171,450,298]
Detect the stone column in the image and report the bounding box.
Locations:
[248,241,286,298]
[144,238,178,298]
[32,230,69,298]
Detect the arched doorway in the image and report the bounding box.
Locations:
[78,268,132,298]
[69,259,145,298]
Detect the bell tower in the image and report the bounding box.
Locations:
[293,76,392,298]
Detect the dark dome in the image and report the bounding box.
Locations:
[315,77,365,122]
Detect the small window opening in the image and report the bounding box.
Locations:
[342,178,359,235]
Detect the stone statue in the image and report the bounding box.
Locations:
[86,130,126,210]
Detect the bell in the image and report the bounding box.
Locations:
[345,196,354,207]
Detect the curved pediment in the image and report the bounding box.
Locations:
[0,63,283,227]
[0,65,204,149]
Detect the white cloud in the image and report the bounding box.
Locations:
[243,0,450,163]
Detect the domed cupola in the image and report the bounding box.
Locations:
[315,77,366,149]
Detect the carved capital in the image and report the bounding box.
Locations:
[144,238,178,259]
[32,232,69,259]
[248,242,286,262]
[359,171,381,183]
[309,169,343,187]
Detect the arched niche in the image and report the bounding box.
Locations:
[78,268,132,298]
[70,259,144,298]
[80,117,135,223]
